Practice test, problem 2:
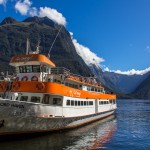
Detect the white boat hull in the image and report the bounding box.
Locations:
[0,99,115,135]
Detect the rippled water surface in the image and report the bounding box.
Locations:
[0,99,150,150]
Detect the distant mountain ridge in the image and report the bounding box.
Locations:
[103,71,150,93]
[0,17,18,25]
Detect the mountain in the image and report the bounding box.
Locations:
[88,64,134,99]
[0,16,92,76]
[103,71,150,93]
[132,74,150,99]
[0,17,18,25]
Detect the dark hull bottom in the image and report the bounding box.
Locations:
[0,110,115,136]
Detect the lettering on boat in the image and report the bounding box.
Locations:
[69,90,81,97]
[15,56,33,62]
[0,103,24,109]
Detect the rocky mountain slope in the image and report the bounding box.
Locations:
[0,16,92,76]
[132,74,150,99]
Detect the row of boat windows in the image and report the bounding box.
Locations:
[66,100,116,106]
[15,96,116,106]
[66,100,94,106]
[99,100,116,105]
[52,79,104,92]
[16,65,47,73]
[18,96,62,106]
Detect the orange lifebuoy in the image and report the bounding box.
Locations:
[36,83,45,91]
[31,76,38,81]
[12,82,21,91]
[21,76,28,81]
[15,77,19,81]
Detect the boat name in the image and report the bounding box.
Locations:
[69,90,81,97]
[15,56,32,61]
[0,103,24,109]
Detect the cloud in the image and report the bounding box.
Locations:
[39,7,66,26]
[70,32,104,68]
[29,7,37,16]
[145,45,150,52]
[15,0,32,15]
[0,0,7,5]
[104,67,150,75]
[14,0,66,26]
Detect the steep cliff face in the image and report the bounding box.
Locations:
[0,16,92,76]
[132,74,150,99]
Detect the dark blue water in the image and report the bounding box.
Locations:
[0,99,150,150]
[106,99,150,150]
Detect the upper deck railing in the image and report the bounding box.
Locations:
[49,67,102,87]
[51,67,70,76]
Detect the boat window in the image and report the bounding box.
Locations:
[89,101,93,105]
[109,100,113,104]
[31,96,41,103]
[66,100,70,106]
[19,66,26,73]
[65,82,68,86]
[53,98,62,106]
[81,101,83,106]
[42,95,50,104]
[84,101,86,106]
[20,96,28,101]
[91,87,94,91]
[75,101,77,106]
[104,101,107,104]
[78,101,81,106]
[42,65,47,72]
[71,100,74,106]
[33,65,40,72]
[26,65,32,73]
[113,100,116,104]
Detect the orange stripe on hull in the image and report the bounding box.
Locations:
[10,81,116,99]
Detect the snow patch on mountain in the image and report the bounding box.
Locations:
[104,67,150,75]
[70,32,104,68]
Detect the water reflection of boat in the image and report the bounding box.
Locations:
[0,115,116,150]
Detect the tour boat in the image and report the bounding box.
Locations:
[0,52,116,135]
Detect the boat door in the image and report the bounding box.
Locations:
[95,100,98,113]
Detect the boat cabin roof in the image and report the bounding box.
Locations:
[9,54,56,67]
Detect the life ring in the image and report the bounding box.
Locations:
[12,82,21,91]
[36,83,45,91]
[15,77,19,81]
[21,76,28,81]
[31,76,38,81]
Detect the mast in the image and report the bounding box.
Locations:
[48,25,63,58]
[26,38,30,55]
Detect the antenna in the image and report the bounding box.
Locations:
[26,38,29,55]
[36,39,40,54]
[48,25,63,58]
